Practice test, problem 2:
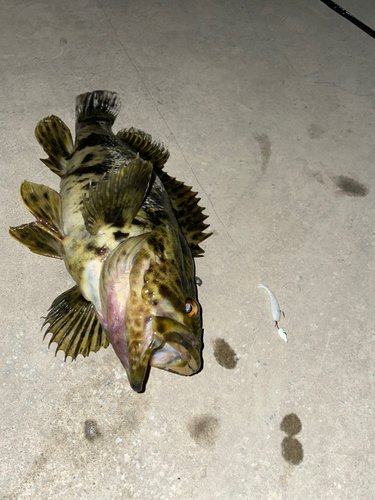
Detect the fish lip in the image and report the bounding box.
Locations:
[129,375,146,393]
[151,315,202,372]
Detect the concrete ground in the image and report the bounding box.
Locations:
[1,0,374,498]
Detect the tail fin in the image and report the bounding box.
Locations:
[76,90,121,125]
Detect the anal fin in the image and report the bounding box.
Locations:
[43,285,109,360]
[82,156,153,235]
[35,116,73,177]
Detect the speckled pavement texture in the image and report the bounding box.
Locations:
[1,1,374,498]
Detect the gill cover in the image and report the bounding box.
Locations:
[99,233,150,391]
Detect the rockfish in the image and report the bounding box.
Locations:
[9,90,210,392]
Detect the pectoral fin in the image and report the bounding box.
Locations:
[35,116,73,177]
[43,285,109,360]
[82,156,153,235]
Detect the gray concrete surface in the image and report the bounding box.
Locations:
[1,0,374,498]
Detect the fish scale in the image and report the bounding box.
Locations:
[9,90,211,392]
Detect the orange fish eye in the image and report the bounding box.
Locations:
[185,300,198,317]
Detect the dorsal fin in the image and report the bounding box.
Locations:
[158,170,211,256]
[116,127,169,169]
[43,285,109,360]
[76,90,121,125]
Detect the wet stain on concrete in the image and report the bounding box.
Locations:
[187,414,220,448]
[253,132,271,172]
[335,175,369,197]
[312,171,325,184]
[2,451,49,499]
[280,412,302,435]
[280,413,303,465]
[85,419,101,441]
[213,339,238,369]
[281,436,303,465]
[308,123,325,139]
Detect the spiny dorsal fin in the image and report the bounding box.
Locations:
[116,127,170,169]
[82,156,153,235]
[76,90,121,125]
[9,223,63,259]
[43,285,109,360]
[157,170,211,257]
[19,181,63,240]
[35,116,73,177]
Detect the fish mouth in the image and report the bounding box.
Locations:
[149,316,202,376]
[124,316,202,392]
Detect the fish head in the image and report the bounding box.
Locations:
[99,229,202,392]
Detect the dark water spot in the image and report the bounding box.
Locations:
[85,419,101,441]
[335,176,369,197]
[187,414,220,448]
[312,171,324,184]
[213,339,237,369]
[280,413,303,465]
[308,123,325,139]
[195,276,203,286]
[280,413,302,436]
[253,132,271,172]
[281,437,303,465]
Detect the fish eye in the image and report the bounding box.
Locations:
[185,299,198,317]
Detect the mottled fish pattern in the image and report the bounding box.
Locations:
[10,90,211,392]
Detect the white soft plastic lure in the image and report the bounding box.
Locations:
[257,284,288,343]
[277,328,288,343]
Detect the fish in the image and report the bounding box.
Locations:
[9,90,211,392]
